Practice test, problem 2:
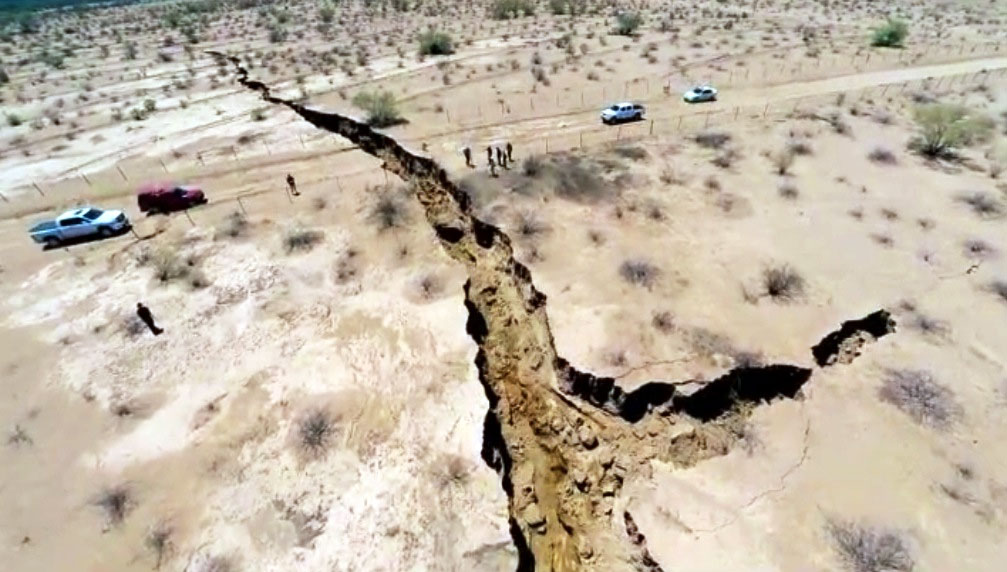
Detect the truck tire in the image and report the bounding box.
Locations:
[44,237,60,248]
[98,227,112,238]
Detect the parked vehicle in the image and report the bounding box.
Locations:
[600,102,645,124]
[137,181,207,214]
[683,85,718,103]
[29,207,131,248]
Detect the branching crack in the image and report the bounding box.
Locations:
[214,53,894,571]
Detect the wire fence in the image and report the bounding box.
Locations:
[1,64,1002,229]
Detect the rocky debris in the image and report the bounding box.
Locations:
[812,310,895,366]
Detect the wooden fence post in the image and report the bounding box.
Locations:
[236,196,247,214]
[33,182,45,197]
[117,165,128,181]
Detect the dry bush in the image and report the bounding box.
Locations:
[786,138,813,156]
[514,211,549,241]
[871,18,908,48]
[122,314,147,338]
[145,522,173,570]
[149,247,190,283]
[282,226,324,253]
[868,146,897,164]
[351,90,404,127]
[761,264,805,302]
[187,553,233,572]
[418,30,454,56]
[94,485,132,527]
[963,238,997,260]
[987,280,1007,305]
[611,145,648,161]
[694,130,731,149]
[956,191,1005,218]
[619,259,659,288]
[907,313,949,339]
[827,518,914,572]
[771,147,795,175]
[311,196,327,211]
[711,148,739,169]
[778,182,799,200]
[296,408,334,457]
[369,191,410,230]
[216,211,248,239]
[414,273,443,300]
[879,369,960,429]
[522,154,610,203]
[651,311,675,333]
[431,453,474,488]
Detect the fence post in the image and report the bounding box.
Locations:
[117,165,128,181]
[236,196,247,214]
[704,112,709,128]
[763,103,769,117]
[183,209,195,227]
[33,182,45,197]
[159,158,168,173]
[649,119,654,135]
[733,107,739,120]
[579,132,584,148]
[0,191,7,202]
[677,116,683,130]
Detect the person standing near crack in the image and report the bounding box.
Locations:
[462,146,473,168]
[286,173,299,197]
[506,141,513,163]
[136,302,163,336]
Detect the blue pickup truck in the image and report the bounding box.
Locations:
[29,206,131,248]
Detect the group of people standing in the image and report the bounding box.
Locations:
[462,142,514,177]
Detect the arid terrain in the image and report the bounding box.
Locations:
[2,0,1007,571]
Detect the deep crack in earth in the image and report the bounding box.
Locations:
[213,52,896,571]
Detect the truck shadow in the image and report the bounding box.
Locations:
[41,227,134,251]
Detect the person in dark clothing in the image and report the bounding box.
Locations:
[136,303,163,336]
[506,142,513,163]
[496,147,507,169]
[286,173,299,196]
[462,146,473,168]
[488,156,498,177]
[486,146,492,163]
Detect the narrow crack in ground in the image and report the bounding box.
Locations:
[213,53,896,571]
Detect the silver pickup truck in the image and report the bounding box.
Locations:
[29,206,131,248]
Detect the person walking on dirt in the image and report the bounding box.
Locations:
[506,142,513,163]
[463,146,473,168]
[496,147,507,169]
[286,173,300,197]
[486,146,493,164]
[136,302,163,336]
[488,155,498,178]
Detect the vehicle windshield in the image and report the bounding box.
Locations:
[608,105,619,110]
[82,208,102,220]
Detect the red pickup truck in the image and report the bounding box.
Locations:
[137,182,207,214]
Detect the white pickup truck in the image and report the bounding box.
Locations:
[29,207,131,248]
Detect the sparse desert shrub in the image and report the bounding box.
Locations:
[351,90,404,128]
[6,112,22,127]
[761,264,805,302]
[0,67,8,85]
[712,148,739,169]
[297,408,334,456]
[150,248,189,283]
[879,369,960,429]
[490,0,535,19]
[414,273,443,300]
[187,553,233,572]
[122,314,147,338]
[868,146,897,164]
[94,485,132,527]
[651,311,675,332]
[318,3,335,22]
[218,211,247,238]
[418,30,454,56]
[145,522,173,570]
[778,182,799,199]
[514,211,549,240]
[787,138,813,156]
[772,148,796,175]
[910,104,994,159]
[522,155,544,176]
[612,145,648,161]
[432,453,473,488]
[907,312,949,339]
[251,107,267,121]
[614,11,643,36]
[827,518,914,572]
[694,130,730,149]
[871,18,908,48]
[964,238,997,259]
[956,191,1004,218]
[369,191,409,230]
[988,280,1007,305]
[531,65,549,84]
[282,226,324,253]
[619,259,659,288]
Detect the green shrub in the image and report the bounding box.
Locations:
[871,18,908,48]
[352,90,404,127]
[490,0,535,19]
[6,112,22,127]
[418,30,454,56]
[549,0,585,15]
[0,67,8,84]
[143,99,156,113]
[318,3,335,22]
[615,11,643,36]
[910,104,994,158]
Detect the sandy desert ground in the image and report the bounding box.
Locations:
[2,0,1007,571]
